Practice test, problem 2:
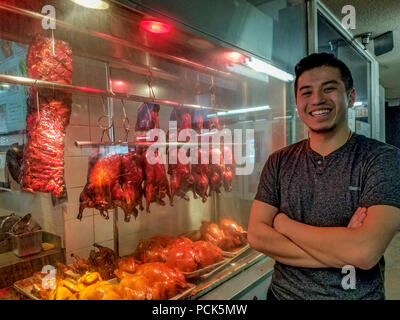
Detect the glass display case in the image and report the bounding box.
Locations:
[0,0,309,300]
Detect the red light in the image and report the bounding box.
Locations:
[226,51,247,64]
[111,80,128,92]
[140,20,172,34]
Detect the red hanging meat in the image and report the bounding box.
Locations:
[78,151,122,220]
[168,107,195,204]
[117,151,144,219]
[143,149,172,213]
[191,148,209,202]
[208,147,224,195]
[134,101,171,213]
[221,145,234,192]
[191,110,209,202]
[135,103,160,132]
[19,35,72,198]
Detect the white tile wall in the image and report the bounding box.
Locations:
[64,156,88,189]
[70,95,90,126]
[63,187,95,221]
[94,214,114,243]
[96,239,114,250]
[64,125,90,157]
[64,215,94,252]
[65,246,93,265]
[88,96,106,128]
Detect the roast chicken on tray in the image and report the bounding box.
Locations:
[133,235,224,273]
[200,219,247,251]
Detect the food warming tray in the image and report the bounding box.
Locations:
[182,258,230,279]
[181,230,249,258]
[107,278,196,300]
[220,244,250,258]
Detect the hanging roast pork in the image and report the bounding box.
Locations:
[19,35,73,198]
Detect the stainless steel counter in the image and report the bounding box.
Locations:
[187,249,275,300]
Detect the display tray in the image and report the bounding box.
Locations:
[221,244,250,258]
[182,258,230,279]
[13,275,195,300]
[107,278,195,300]
[181,230,249,258]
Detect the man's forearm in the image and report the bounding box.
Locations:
[274,215,362,268]
[248,221,332,268]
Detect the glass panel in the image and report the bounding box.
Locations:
[318,13,371,137]
[0,0,306,296]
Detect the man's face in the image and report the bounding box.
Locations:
[296,66,355,133]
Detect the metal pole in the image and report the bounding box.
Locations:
[104,62,119,257]
[0,73,229,112]
[101,63,119,256]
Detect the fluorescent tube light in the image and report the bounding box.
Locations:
[353,101,363,107]
[207,105,271,118]
[70,0,109,9]
[245,57,294,82]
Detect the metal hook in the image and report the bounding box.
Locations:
[98,96,114,142]
[50,29,55,56]
[121,99,130,142]
[35,83,40,123]
[147,66,156,101]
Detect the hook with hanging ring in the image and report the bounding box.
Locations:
[121,99,131,142]
[98,114,114,142]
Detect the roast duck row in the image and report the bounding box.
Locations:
[78,104,235,222]
[4,36,232,220]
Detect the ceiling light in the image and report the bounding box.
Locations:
[225,51,247,64]
[245,57,294,82]
[70,0,109,9]
[140,20,172,34]
[353,101,363,107]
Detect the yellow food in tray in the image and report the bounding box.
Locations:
[41,242,55,251]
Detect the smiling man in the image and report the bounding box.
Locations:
[248,53,400,300]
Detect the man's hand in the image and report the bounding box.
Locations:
[273,213,289,234]
[248,200,332,268]
[347,207,367,229]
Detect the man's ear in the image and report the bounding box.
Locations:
[348,88,356,108]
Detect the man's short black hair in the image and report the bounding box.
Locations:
[294,53,354,96]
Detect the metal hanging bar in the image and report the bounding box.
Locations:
[0,73,229,112]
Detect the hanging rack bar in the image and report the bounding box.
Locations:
[74,140,246,148]
[0,73,229,112]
